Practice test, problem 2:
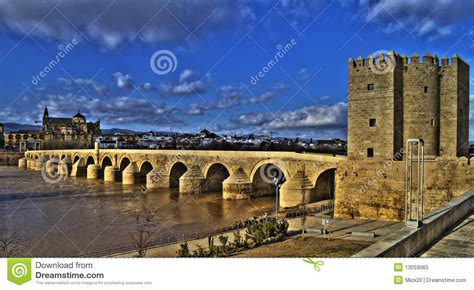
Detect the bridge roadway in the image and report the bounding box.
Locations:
[19,147,345,208]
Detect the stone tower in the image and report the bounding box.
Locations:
[347,51,404,160]
[348,51,469,160]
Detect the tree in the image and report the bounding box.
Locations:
[0,217,23,257]
[132,207,154,257]
[300,186,307,238]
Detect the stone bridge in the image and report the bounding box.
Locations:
[19,147,345,208]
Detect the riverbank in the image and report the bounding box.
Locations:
[0,151,23,166]
[235,235,371,257]
[114,213,403,258]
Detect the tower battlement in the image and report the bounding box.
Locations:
[347,51,470,160]
[348,52,468,68]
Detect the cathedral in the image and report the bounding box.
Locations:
[3,107,101,151]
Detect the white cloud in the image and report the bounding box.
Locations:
[35,94,179,125]
[113,72,133,89]
[163,71,211,96]
[139,82,157,91]
[186,86,280,115]
[58,77,110,96]
[179,69,195,83]
[358,0,474,39]
[0,0,256,49]
[238,102,347,130]
[171,80,208,95]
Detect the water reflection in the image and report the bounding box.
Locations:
[0,166,275,257]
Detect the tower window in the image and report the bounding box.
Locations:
[369,119,376,127]
[424,86,428,93]
[367,148,374,157]
[431,119,435,127]
[367,84,374,91]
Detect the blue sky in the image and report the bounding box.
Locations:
[1,0,474,139]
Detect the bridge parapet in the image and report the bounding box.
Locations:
[21,149,344,208]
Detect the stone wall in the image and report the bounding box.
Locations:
[334,157,474,221]
[0,152,24,166]
[347,53,403,160]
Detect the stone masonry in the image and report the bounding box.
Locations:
[336,51,470,220]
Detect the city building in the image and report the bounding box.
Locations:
[4,107,100,151]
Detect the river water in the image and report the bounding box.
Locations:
[0,166,275,257]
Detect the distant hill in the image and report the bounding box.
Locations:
[101,128,144,135]
[2,123,41,132]
[1,123,144,135]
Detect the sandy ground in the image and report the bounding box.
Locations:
[234,235,372,257]
[114,211,403,257]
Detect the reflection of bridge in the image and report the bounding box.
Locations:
[19,147,344,208]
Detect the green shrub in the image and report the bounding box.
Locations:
[176,241,190,257]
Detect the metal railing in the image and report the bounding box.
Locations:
[78,200,334,257]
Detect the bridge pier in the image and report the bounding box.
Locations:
[45,158,60,175]
[27,158,34,170]
[122,162,139,185]
[87,164,100,179]
[179,165,205,194]
[279,171,314,208]
[34,155,47,172]
[222,167,252,199]
[71,159,87,177]
[58,156,72,175]
[104,166,120,182]
[18,158,27,169]
[146,169,169,188]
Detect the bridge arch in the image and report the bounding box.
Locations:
[249,159,290,183]
[85,155,95,167]
[169,162,187,188]
[137,161,154,184]
[100,153,114,167]
[203,163,231,193]
[73,155,81,164]
[250,161,288,197]
[313,168,336,201]
[100,156,113,179]
[118,155,132,169]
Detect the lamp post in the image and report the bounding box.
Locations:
[273,176,282,220]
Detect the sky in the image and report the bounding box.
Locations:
[1,0,474,140]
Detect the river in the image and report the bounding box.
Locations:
[0,166,275,257]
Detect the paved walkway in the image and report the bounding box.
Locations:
[115,213,403,257]
[421,214,474,257]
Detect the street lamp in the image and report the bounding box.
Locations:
[273,176,283,219]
